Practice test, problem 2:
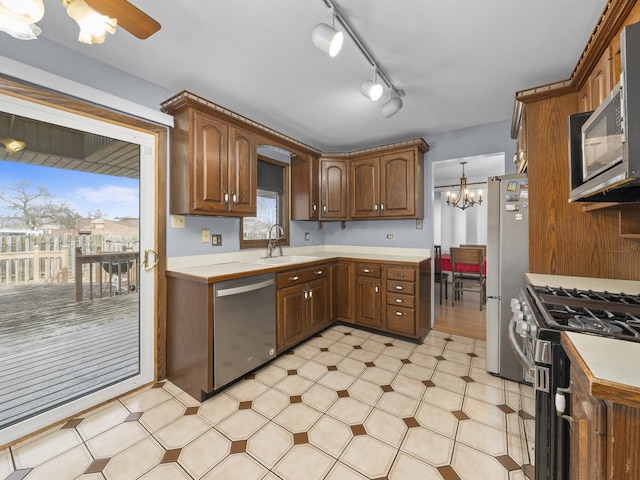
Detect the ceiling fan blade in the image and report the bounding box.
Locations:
[84,0,161,39]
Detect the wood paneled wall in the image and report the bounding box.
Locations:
[525,1,640,280]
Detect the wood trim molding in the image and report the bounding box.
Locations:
[0,74,169,381]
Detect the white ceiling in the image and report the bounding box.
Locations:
[20,0,606,152]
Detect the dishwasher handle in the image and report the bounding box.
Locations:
[216,278,275,297]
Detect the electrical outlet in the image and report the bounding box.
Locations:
[416,219,423,229]
[170,215,185,228]
[212,234,222,246]
[386,233,395,240]
[304,232,311,241]
[201,229,210,243]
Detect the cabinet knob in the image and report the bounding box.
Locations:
[380,203,384,211]
[312,203,317,211]
[303,290,308,299]
[290,276,299,281]
[232,193,237,203]
[375,285,379,293]
[363,269,371,273]
[314,270,323,275]
[223,192,229,204]
[308,290,313,298]
[323,205,327,212]
[395,311,405,316]
[395,298,403,303]
[373,204,378,211]
[395,285,404,290]
[395,273,406,277]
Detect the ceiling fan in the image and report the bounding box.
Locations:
[0,0,161,42]
[83,0,161,39]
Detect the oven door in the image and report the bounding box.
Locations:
[508,297,536,383]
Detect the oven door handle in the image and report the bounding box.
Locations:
[508,314,535,377]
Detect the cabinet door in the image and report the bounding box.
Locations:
[380,150,415,217]
[333,262,353,322]
[569,362,607,480]
[227,126,257,215]
[355,275,381,328]
[590,48,612,110]
[291,154,320,220]
[192,111,228,213]
[307,277,329,333]
[320,159,349,219]
[277,285,305,353]
[350,156,379,218]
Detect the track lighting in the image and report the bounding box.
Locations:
[1,137,26,153]
[63,0,116,45]
[311,5,343,57]
[360,67,383,102]
[0,0,43,39]
[381,93,403,118]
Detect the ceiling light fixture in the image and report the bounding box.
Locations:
[0,0,44,39]
[314,0,404,118]
[360,66,383,102]
[62,0,116,44]
[0,137,26,153]
[311,4,343,57]
[446,161,483,210]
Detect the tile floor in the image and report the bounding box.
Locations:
[1,326,536,480]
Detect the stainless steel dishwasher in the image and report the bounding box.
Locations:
[213,273,276,390]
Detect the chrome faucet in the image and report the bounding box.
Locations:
[267,223,284,258]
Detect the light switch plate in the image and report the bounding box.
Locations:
[201,229,210,243]
[171,215,185,228]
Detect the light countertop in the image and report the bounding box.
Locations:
[526,273,640,295]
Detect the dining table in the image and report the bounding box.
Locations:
[441,253,487,274]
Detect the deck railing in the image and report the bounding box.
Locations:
[0,245,69,285]
[74,247,139,302]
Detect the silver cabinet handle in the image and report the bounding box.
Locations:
[303,290,308,299]
[380,203,384,211]
[314,270,323,275]
[395,273,406,277]
[363,269,371,273]
[395,285,404,290]
[555,385,573,426]
[373,204,378,211]
[395,298,403,303]
[290,276,299,281]
[375,285,379,293]
[312,203,317,211]
[308,290,313,298]
[395,311,405,316]
[232,193,238,203]
[323,205,327,212]
[223,192,229,204]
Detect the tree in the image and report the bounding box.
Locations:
[0,180,80,229]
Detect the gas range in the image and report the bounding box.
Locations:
[526,284,640,342]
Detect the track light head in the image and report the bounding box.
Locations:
[311,22,343,57]
[381,96,403,118]
[360,80,383,102]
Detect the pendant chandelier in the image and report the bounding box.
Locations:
[446,161,483,210]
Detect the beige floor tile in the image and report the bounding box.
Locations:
[76,402,131,441]
[399,363,436,383]
[215,409,268,441]
[350,329,373,340]
[320,328,347,341]
[120,387,172,412]
[254,364,288,386]
[431,371,467,394]
[252,388,290,418]
[103,436,164,480]
[507,412,522,437]
[318,370,356,390]
[465,382,506,405]
[297,360,330,381]
[304,337,336,349]
[471,356,487,369]
[76,473,106,480]
[0,449,13,479]
[246,422,293,468]
[414,343,444,356]
[160,380,183,397]
[313,350,345,366]
[327,397,373,425]
[441,349,473,366]
[520,384,535,399]
[85,422,148,458]
[445,339,475,354]
[308,415,353,457]
[359,339,387,354]
[139,399,186,433]
[21,444,92,480]
[329,341,357,356]
[337,357,367,377]
[178,429,230,478]
[347,378,384,405]
[381,345,415,360]
[388,451,443,480]
[401,426,454,466]
[521,394,535,417]
[436,359,470,377]
[13,427,84,468]
[138,463,192,480]
[462,396,507,430]
[376,391,419,417]
[449,334,475,345]
[368,333,395,344]
[293,344,322,360]
[364,408,408,448]
[507,432,526,466]
[358,366,395,386]
[272,353,309,370]
[274,403,322,433]
[274,444,335,480]
[451,442,509,480]
[325,461,368,480]
[341,435,396,478]
[301,383,338,412]
[346,348,379,363]
[391,374,426,400]
[225,378,270,402]
[198,392,239,426]
[423,386,464,411]
[274,374,314,396]
[457,419,508,456]
[153,414,211,449]
[332,325,355,333]
[414,401,458,439]
[408,351,439,369]
[475,345,487,358]
[174,391,201,408]
[338,334,366,346]
[510,470,527,480]
[372,354,403,373]
[470,367,506,388]
[200,454,268,479]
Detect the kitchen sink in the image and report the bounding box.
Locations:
[242,255,322,266]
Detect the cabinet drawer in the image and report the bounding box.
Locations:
[386,305,416,336]
[386,267,415,282]
[276,265,328,288]
[386,292,415,308]
[387,280,415,295]
[356,263,381,277]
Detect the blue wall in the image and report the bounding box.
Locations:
[0,39,516,257]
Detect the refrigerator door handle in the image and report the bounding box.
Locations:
[487,295,501,300]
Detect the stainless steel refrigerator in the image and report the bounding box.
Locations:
[486,173,529,382]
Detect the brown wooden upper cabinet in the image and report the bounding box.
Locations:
[291,153,320,221]
[164,102,257,216]
[349,148,423,219]
[320,158,349,220]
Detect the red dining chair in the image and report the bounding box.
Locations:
[450,247,485,311]
[434,245,448,305]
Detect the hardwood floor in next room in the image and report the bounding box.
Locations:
[433,282,486,341]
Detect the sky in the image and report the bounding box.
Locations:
[0,160,139,220]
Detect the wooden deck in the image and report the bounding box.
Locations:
[0,283,139,429]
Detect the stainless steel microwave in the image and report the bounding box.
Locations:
[568,21,640,203]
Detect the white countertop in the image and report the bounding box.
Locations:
[526,273,640,295]
[167,245,430,281]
